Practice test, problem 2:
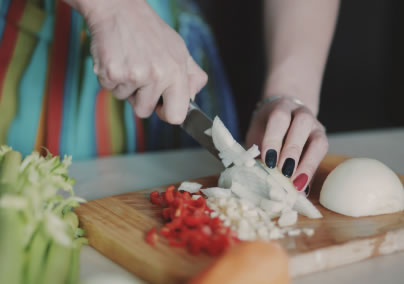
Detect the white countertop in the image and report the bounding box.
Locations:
[73,128,404,284]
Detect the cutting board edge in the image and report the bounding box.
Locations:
[290,226,404,278]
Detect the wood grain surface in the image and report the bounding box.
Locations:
[75,154,404,283]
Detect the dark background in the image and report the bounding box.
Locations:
[197,0,404,137]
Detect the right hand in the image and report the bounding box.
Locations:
[76,0,208,124]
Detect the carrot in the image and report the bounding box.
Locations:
[188,241,289,284]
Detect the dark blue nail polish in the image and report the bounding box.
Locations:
[304,185,311,197]
[282,158,295,177]
[265,149,277,168]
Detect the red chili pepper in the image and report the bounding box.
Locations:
[165,186,175,203]
[150,191,161,205]
[145,227,158,246]
[147,187,236,256]
[162,208,171,220]
[169,239,186,248]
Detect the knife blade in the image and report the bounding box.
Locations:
[180,100,220,159]
[180,101,273,176]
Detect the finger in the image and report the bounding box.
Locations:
[278,109,315,178]
[112,82,138,100]
[187,56,208,99]
[98,76,118,91]
[155,76,190,124]
[129,83,165,118]
[260,107,292,170]
[292,129,329,191]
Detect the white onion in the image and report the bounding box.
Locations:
[178,181,202,193]
[278,210,298,227]
[320,158,404,217]
[200,187,231,198]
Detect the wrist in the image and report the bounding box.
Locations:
[65,0,146,22]
[263,74,321,116]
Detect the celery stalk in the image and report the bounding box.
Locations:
[24,225,50,284]
[0,209,25,284]
[40,241,72,284]
[64,211,79,231]
[0,151,22,189]
[66,238,88,284]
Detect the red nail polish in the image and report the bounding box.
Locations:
[293,173,308,191]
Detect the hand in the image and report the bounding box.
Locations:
[75,0,208,124]
[246,97,328,192]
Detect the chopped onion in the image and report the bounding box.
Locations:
[260,199,284,213]
[204,128,212,136]
[201,187,231,198]
[178,181,202,193]
[230,182,262,205]
[278,210,298,227]
[293,193,323,219]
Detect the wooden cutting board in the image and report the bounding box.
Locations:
[75,154,404,284]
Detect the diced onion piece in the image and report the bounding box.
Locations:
[278,210,298,227]
[178,181,202,193]
[204,128,212,136]
[268,186,287,202]
[219,166,269,197]
[293,193,323,219]
[231,182,262,205]
[260,199,285,213]
[287,228,301,237]
[302,228,315,237]
[192,195,202,200]
[201,187,231,198]
[266,168,322,219]
[211,117,236,152]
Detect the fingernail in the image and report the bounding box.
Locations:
[282,158,295,177]
[304,185,311,197]
[293,173,308,191]
[265,149,277,168]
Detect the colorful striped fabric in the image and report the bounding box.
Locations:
[0,0,239,160]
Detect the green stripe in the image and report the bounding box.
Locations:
[107,94,125,154]
[0,6,40,144]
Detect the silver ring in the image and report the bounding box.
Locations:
[255,96,305,111]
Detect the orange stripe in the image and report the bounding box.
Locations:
[0,0,26,101]
[96,89,112,156]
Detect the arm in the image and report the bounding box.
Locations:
[63,0,207,124]
[264,0,339,115]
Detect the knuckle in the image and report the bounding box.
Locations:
[105,64,121,82]
[129,67,147,83]
[302,163,317,177]
[269,109,290,125]
[294,111,314,128]
[150,65,165,82]
[284,143,302,157]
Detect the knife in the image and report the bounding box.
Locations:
[181,101,274,176]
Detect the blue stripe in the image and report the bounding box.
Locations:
[0,0,11,41]
[147,0,174,27]
[6,3,53,156]
[60,10,83,156]
[124,101,136,153]
[75,57,99,160]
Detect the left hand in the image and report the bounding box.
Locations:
[246,97,329,192]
